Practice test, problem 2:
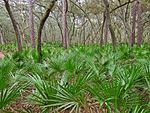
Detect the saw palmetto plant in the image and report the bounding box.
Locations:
[0,44,150,112]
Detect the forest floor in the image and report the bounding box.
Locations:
[5,88,41,113]
[5,89,107,113]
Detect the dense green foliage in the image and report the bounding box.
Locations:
[0,43,150,112]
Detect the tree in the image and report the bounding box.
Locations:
[103,0,116,48]
[1,0,150,47]
[29,0,35,48]
[137,0,143,47]
[0,26,4,45]
[100,11,106,47]
[3,0,22,51]
[129,0,138,47]
[62,0,69,48]
[37,0,57,63]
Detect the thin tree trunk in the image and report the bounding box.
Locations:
[0,26,4,45]
[109,23,116,48]
[83,22,86,45]
[129,1,138,47]
[117,0,131,41]
[103,0,116,48]
[29,0,35,48]
[62,0,69,49]
[137,0,143,47]
[53,12,63,43]
[37,0,56,63]
[0,30,4,45]
[3,0,22,51]
[44,26,48,42]
[100,11,106,47]
[103,10,108,44]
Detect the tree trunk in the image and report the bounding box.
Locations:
[62,0,69,49]
[137,0,143,47]
[100,11,106,47]
[109,23,116,48]
[83,21,86,45]
[29,0,35,48]
[0,27,4,45]
[37,0,56,63]
[103,10,108,44]
[129,1,138,47]
[103,0,116,48]
[0,32,4,45]
[44,26,48,42]
[3,0,22,51]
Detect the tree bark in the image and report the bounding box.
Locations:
[100,11,106,47]
[137,0,143,47]
[37,0,57,63]
[103,0,116,48]
[103,10,108,44]
[62,0,69,49]
[3,0,22,51]
[82,18,86,45]
[129,0,138,47]
[0,31,4,45]
[0,26,4,45]
[29,0,35,48]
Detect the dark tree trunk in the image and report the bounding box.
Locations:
[129,1,138,47]
[137,0,143,47]
[29,0,35,48]
[37,0,56,63]
[44,26,48,42]
[109,23,116,48]
[3,0,22,51]
[62,0,69,49]
[100,11,106,47]
[103,10,108,44]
